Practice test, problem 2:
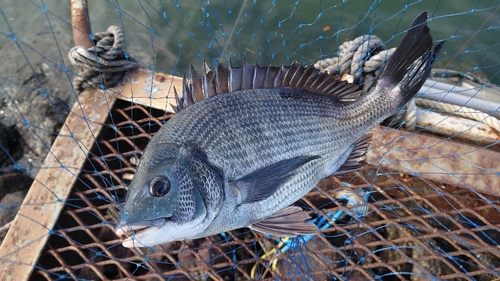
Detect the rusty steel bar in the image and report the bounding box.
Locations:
[71,0,92,48]
[367,125,500,198]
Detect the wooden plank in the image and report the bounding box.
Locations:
[367,125,500,198]
[0,88,117,281]
[115,68,184,113]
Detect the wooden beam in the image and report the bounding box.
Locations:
[0,87,117,280]
[114,68,183,113]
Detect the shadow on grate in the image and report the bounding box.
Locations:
[31,99,500,280]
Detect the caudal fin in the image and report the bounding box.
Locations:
[377,11,445,106]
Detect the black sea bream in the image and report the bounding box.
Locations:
[116,11,444,248]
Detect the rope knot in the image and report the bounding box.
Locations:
[315,35,396,91]
[68,25,140,94]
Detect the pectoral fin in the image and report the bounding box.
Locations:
[232,155,320,204]
[250,206,318,237]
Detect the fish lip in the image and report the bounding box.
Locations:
[115,218,166,238]
[117,218,174,248]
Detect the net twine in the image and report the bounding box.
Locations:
[68,25,140,94]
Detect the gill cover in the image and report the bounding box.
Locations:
[121,143,185,224]
[120,141,224,229]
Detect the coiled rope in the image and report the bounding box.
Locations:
[314,35,395,92]
[68,25,140,94]
[414,98,500,132]
[314,34,500,139]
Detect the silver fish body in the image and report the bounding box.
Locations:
[116,11,445,247]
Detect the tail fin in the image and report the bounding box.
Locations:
[377,11,445,105]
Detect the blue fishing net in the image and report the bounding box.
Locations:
[0,0,499,280]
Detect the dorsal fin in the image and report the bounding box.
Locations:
[174,60,362,112]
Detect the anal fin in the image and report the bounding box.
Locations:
[331,133,372,176]
[250,206,318,237]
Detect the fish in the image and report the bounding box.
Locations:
[115,11,445,248]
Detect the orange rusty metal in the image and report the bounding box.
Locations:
[71,0,92,48]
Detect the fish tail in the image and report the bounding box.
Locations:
[377,11,445,107]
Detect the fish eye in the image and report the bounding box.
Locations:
[149,176,171,197]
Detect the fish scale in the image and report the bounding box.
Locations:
[159,89,369,178]
[116,11,445,247]
[164,90,376,233]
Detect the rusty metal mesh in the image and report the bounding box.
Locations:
[29,99,500,280]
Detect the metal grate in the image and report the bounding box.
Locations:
[31,99,500,280]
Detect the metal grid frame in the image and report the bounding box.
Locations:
[30,99,500,280]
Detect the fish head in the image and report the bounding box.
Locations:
[115,142,224,247]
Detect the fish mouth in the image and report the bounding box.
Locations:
[115,218,167,247]
[115,224,149,237]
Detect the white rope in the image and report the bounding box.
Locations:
[314,35,392,92]
[404,99,418,131]
[414,98,500,132]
